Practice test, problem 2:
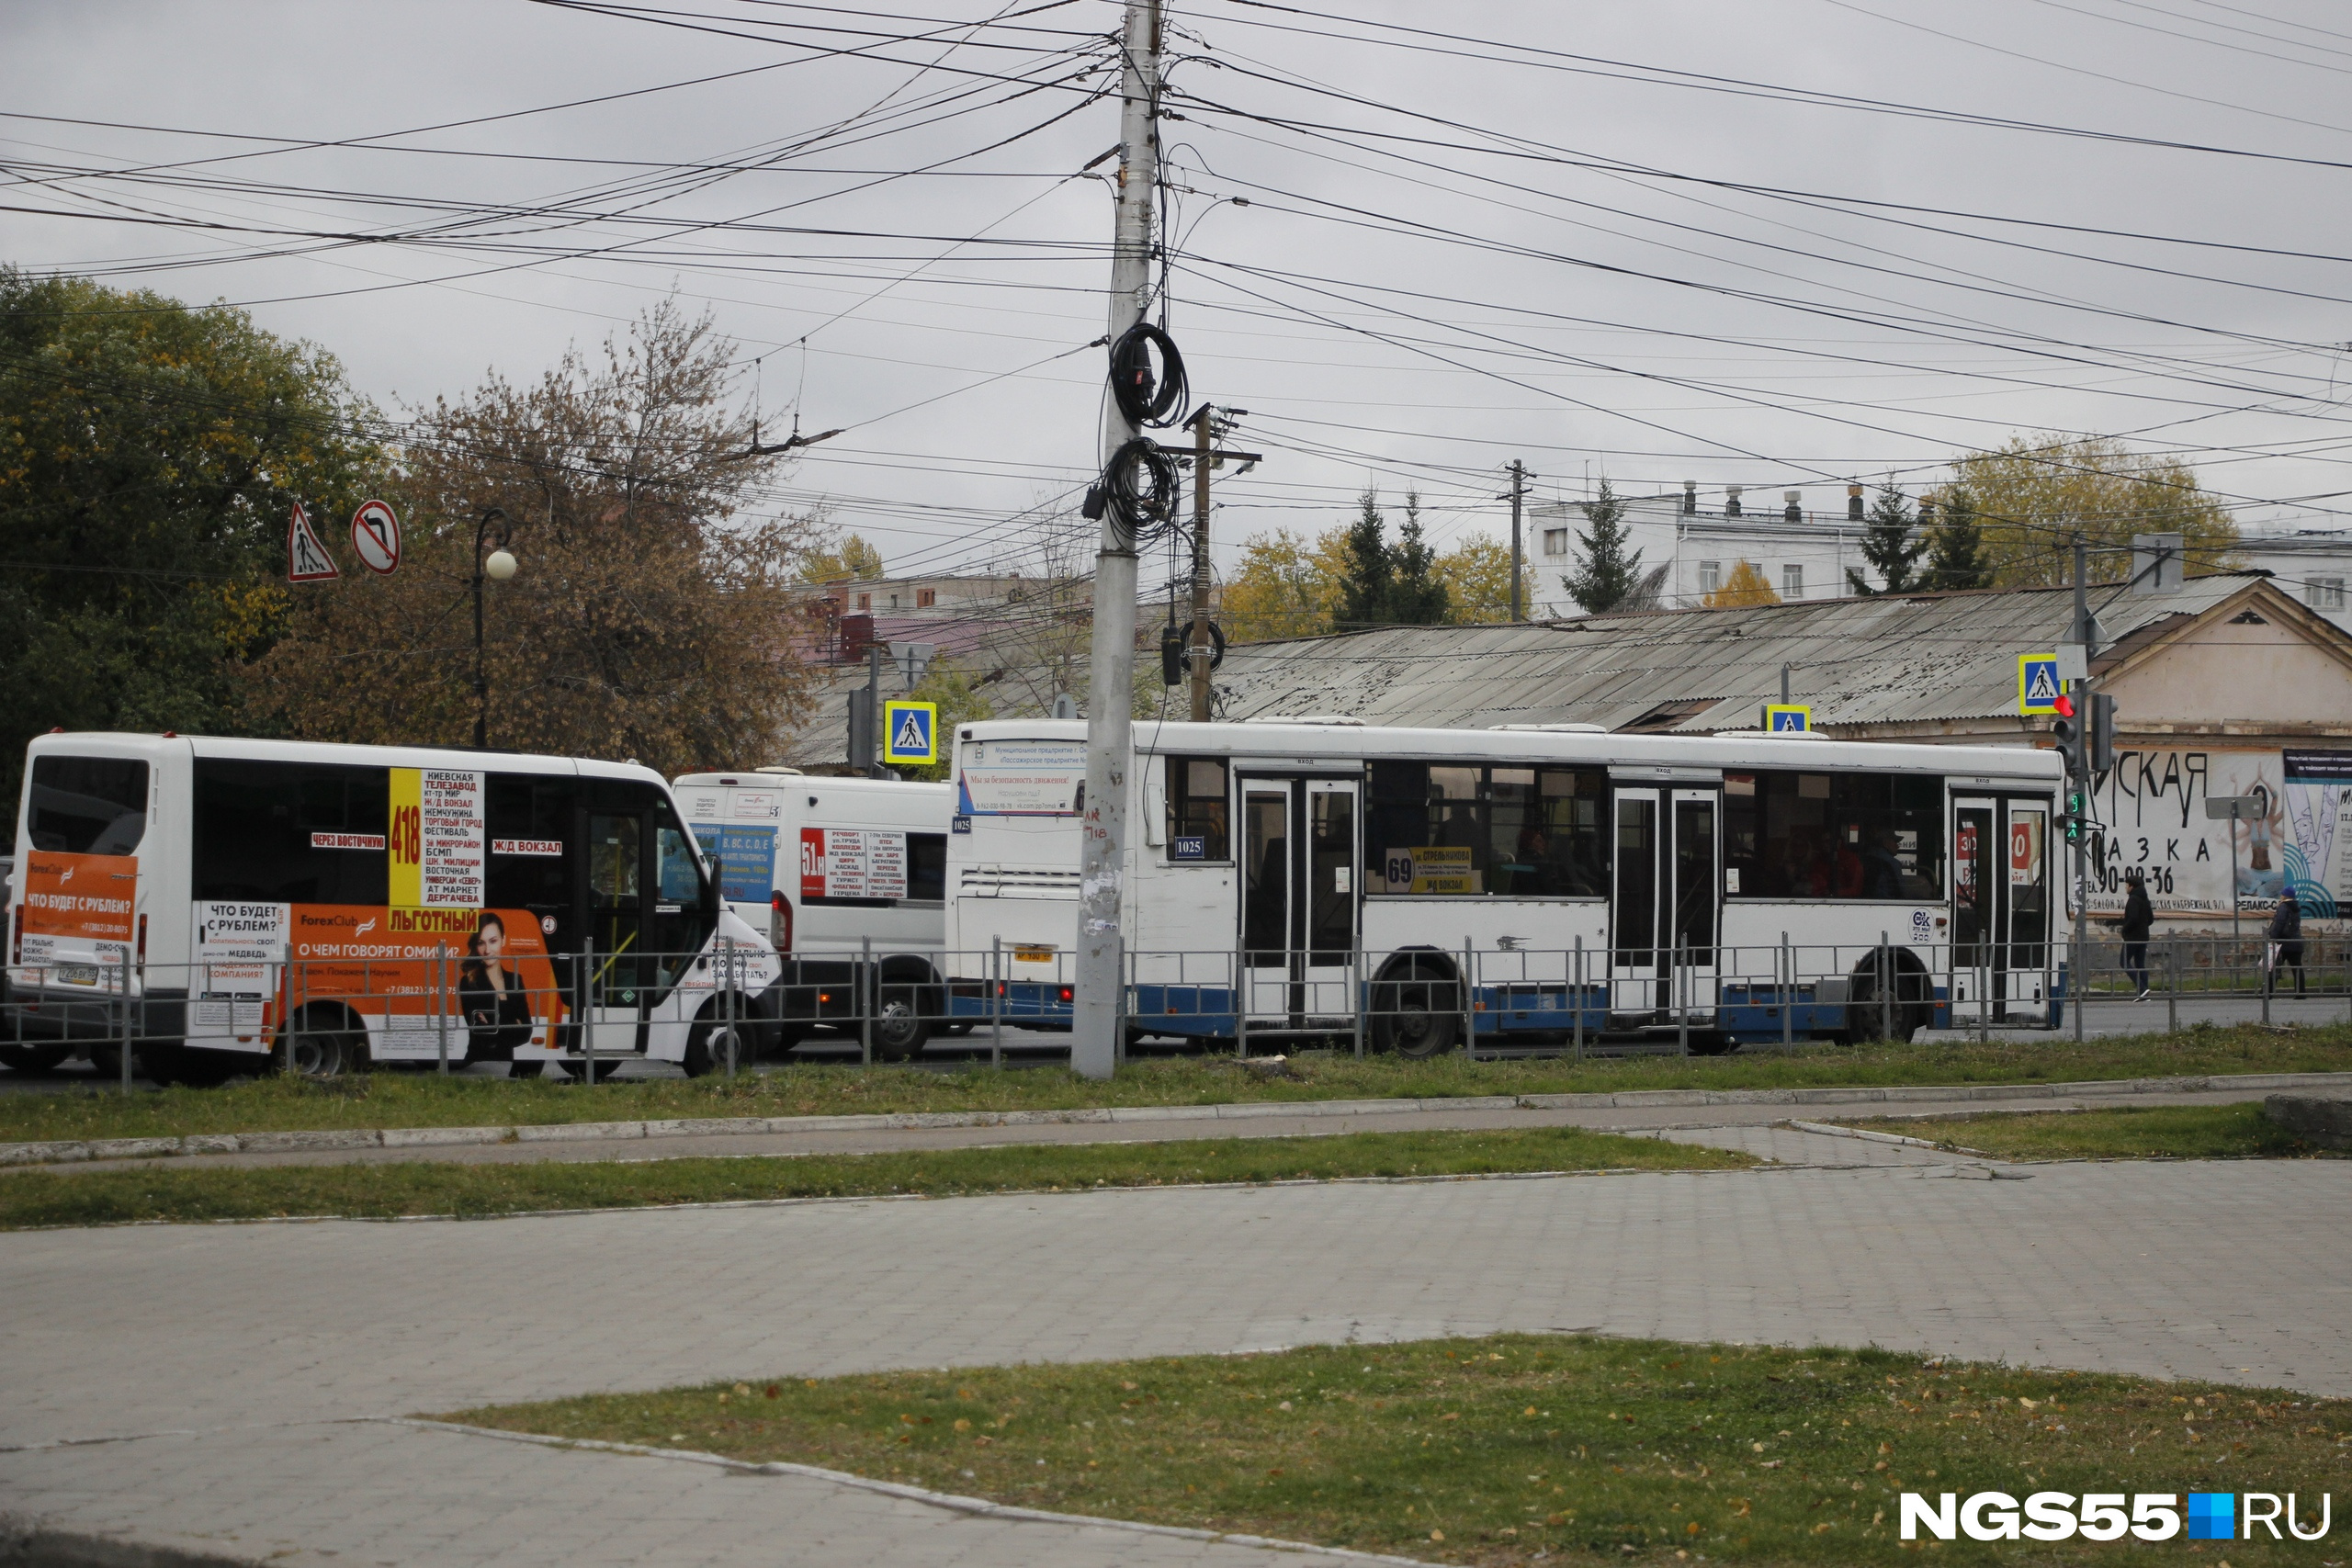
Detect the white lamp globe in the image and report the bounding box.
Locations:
[484,547,518,582]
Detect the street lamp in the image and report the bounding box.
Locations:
[472,506,517,748]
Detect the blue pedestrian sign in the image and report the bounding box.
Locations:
[1761,703,1811,733]
[882,700,938,764]
[2017,654,2061,715]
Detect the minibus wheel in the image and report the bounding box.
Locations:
[1372,959,1460,1059]
[872,991,932,1060]
[683,1017,758,1078]
[276,1007,366,1077]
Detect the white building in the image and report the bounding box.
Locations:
[2231,529,2352,631]
[1529,482,1883,616]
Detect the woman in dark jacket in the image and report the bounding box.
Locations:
[2119,869,2154,999]
[2267,889,2306,996]
[459,911,536,1065]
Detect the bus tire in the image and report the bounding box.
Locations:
[276,1006,368,1077]
[0,1043,72,1075]
[1371,959,1459,1059]
[1843,953,1929,1045]
[872,988,931,1061]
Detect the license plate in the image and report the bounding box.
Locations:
[54,964,101,987]
[1012,945,1057,964]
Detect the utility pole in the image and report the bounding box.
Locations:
[1504,460,1530,621]
[1189,403,1216,722]
[1071,0,1161,1081]
[2069,535,2092,1039]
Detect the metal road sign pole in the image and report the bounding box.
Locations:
[1071,0,1161,1082]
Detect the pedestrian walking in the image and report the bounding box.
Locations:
[2266,887,2306,997]
[2119,868,2153,1000]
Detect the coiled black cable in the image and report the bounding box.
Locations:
[1097,435,1181,534]
[1108,322,1187,429]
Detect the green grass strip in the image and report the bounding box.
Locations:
[0,1125,1747,1229]
[5,1024,2346,1146]
[1850,1101,2349,1163]
[452,1332,2352,1565]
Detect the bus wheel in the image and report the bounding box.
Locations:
[1372,963,1459,1059]
[683,1018,757,1078]
[0,1043,72,1075]
[872,992,932,1061]
[277,1010,366,1077]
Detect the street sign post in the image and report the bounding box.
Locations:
[2204,794,2265,945]
[2017,654,2061,715]
[882,700,938,766]
[1761,703,1811,733]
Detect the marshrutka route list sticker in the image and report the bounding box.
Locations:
[389,767,484,909]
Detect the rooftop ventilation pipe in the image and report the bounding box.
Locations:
[1725,484,1743,517]
[1847,482,1864,522]
[1783,490,1803,523]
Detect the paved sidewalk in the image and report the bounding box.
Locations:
[4,1153,2348,1566]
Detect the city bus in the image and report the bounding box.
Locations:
[5,732,780,1083]
[944,719,2064,1053]
[674,769,956,1058]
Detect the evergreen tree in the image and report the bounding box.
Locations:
[1335,490,1450,626]
[1562,479,1645,613]
[1924,488,1991,591]
[1846,483,1928,596]
[1385,490,1451,624]
[1336,490,1396,628]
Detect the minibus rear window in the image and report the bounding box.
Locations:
[28,756,149,856]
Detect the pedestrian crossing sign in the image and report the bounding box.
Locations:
[882,700,938,764]
[1761,704,1811,733]
[2018,654,2062,714]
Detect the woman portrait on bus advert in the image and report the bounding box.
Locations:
[458,910,534,1062]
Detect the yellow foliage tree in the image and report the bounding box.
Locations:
[1435,532,1515,623]
[1702,559,1781,609]
[1938,434,2236,587]
[797,532,884,583]
[1219,526,1351,642]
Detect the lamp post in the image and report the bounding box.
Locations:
[472,505,517,748]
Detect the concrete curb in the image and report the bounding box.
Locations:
[4,1071,2342,1169]
[390,1418,1439,1565]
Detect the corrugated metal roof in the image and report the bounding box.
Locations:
[1207,574,2305,733]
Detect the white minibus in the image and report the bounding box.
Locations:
[5,732,780,1083]
[943,719,2064,1054]
[673,769,956,1058]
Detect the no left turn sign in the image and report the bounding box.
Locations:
[350,499,401,575]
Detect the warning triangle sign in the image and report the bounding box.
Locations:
[894,709,929,750]
[287,502,341,582]
[2024,664,2058,703]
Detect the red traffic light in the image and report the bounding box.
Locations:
[2052,693,2075,718]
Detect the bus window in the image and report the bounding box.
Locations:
[1166,757,1230,861]
[1723,771,1945,899]
[28,756,149,856]
[908,831,947,901]
[192,759,388,905]
[1368,760,1607,896]
[656,824,703,903]
[484,773,578,913]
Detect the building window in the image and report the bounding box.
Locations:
[855,592,871,611]
[1542,527,1571,558]
[2309,576,2344,611]
[1697,560,1721,595]
[916,588,937,608]
[1781,563,1804,600]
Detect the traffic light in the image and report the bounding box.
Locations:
[2087,692,2117,773]
[2064,788,2086,843]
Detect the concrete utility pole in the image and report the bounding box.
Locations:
[1505,460,1530,621]
[2070,536,2093,1039]
[1071,0,1161,1080]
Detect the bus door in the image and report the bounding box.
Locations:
[2002,800,2051,1015]
[1238,775,1360,1029]
[1951,796,2051,1021]
[1610,784,1722,1021]
[582,808,651,1053]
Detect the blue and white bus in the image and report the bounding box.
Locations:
[944,719,2064,1054]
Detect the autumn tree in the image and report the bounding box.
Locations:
[246,300,817,775]
[0,270,389,833]
[1219,525,1351,641]
[1435,532,1514,623]
[1562,479,1645,614]
[1945,434,2236,586]
[1703,559,1781,609]
[1846,484,1927,596]
[798,532,884,583]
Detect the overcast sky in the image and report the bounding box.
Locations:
[7,0,2350,607]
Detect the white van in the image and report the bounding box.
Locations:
[673,769,956,1058]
